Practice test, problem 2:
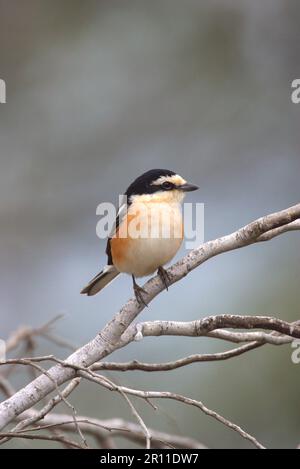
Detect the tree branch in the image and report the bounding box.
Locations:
[10,414,207,449]
[0,202,299,443]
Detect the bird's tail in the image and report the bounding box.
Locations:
[80,265,119,296]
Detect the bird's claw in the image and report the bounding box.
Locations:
[133,284,148,307]
[157,266,171,291]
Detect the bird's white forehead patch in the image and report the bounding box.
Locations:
[151,174,186,186]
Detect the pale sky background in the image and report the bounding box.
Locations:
[0,0,300,448]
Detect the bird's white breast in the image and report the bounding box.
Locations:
[112,201,183,277]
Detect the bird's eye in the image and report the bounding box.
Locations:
[162,181,173,190]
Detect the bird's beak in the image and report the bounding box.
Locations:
[178,182,199,192]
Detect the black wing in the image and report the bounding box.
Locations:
[105,201,128,265]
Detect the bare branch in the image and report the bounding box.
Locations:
[93,343,278,372]
[0,431,84,449]
[0,202,299,447]
[18,414,206,449]
[2,352,267,448]
[6,379,82,441]
[77,370,265,449]
[5,315,64,354]
[257,219,300,242]
[0,375,206,448]
[117,315,300,348]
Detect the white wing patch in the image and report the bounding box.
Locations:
[109,200,128,238]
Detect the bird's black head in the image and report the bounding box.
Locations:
[125,169,177,198]
[125,169,198,203]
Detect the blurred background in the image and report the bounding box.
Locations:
[0,0,299,449]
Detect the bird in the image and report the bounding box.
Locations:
[81,169,198,305]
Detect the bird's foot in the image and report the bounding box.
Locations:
[132,275,148,306]
[133,284,148,307]
[157,266,171,291]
